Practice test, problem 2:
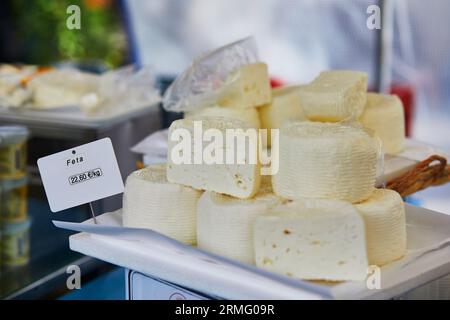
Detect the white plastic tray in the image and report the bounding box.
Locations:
[59,204,450,300]
[0,103,159,129]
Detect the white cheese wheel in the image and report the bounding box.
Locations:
[122,164,202,245]
[185,106,260,128]
[298,70,368,121]
[167,116,261,199]
[218,62,272,109]
[360,93,405,154]
[197,177,282,264]
[272,121,379,203]
[254,199,369,281]
[259,85,307,147]
[355,188,407,266]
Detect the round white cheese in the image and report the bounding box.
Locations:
[355,188,407,266]
[122,164,202,245]
[185,105,260,128]
[360,93,405,154]
[197,177,282,264]
[272,121,379,203]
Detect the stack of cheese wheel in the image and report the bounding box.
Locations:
[121,61,411,283]
[359,93,406,154]
[122,164,202,245]
[124,62,272,246]
[252,69,407,281]
[197,177,282,264]
[272,121,379,203]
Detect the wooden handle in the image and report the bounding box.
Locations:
[386,155,450,197]
[136,160,145,170]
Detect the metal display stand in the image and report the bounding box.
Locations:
[0,104,162,299]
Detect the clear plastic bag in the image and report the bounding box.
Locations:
[80,65,161,115]
[162,36,258,113]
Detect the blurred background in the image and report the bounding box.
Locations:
[0,0,449,299]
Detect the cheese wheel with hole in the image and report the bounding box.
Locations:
[355,188,407,266]
[272,121,379,203]
[122,164,202,244]
[298,70,368,121]
[360,93,405,154]
[185,106,260,128]
[197,177,282,264]
[254,198,369,281]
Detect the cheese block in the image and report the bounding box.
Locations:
[167,116,261,199]
[298,70,368,121]
[185,106,261,128]
[254,199,369,281]
[355,188,407,266]
[28,70,99,109]
[259,85,307,147]
[197,177,282,264]
[122,164,202,244]
[273,121,379,203]
[218,63,272,109]
[360,93,405,154]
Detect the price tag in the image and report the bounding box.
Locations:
[37,138,124,212]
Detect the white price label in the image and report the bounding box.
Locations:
[37,138,124,212]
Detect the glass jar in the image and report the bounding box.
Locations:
[0,176,28,222]
[0,126,29,178]
[2,219,31,267]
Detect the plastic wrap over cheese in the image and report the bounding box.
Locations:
[80,65,161,115]
[162,36,258,112]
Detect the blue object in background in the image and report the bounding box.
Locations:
[405,196,423,207]
[60,267,126,300]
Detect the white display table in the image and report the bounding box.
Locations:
[56,204,450,300]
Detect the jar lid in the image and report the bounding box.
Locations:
[0,175,27,192]
[0,126,29,145]
[2,219,31,235]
